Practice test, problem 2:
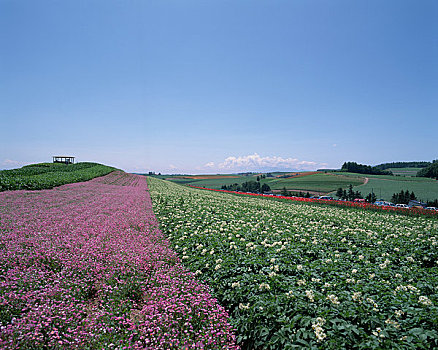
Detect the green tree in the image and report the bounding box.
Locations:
[427,199,438,207]
[390,190,417,204]
[354,191,362,199]
[366,192,377,203]
[261,183,271,193]
[281,187,289,196]
[417,162,438,180]
[347,184,355,201]
[241,181,260,193]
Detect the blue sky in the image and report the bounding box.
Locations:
[1,0,437,173]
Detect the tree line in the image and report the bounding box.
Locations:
[375,161,431,170]
[335,185,378,202]
[391,190,417,204]
[221,181,271,193]
[417,161,438,180]
[335,186,423,205]
[341,162,392,175]
[280,188,312,197]
[390,190,437,208]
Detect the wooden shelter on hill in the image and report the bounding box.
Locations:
[52,156,75,164]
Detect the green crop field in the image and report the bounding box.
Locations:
[387,168,422,176]
[175,176,257,188]
[159,172,366,194]
[265,173,365,193]
[0,162,116,191]
[153,174,263,189]
[353,177,438,202]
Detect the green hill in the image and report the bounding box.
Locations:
[0,162,116,191]
[264,173,365,193]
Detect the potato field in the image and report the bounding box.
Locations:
[148,177,438,349]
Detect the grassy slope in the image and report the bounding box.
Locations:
[387,167,422,176]
[353,177,438,202]
[161,174,261,189]
[162,173,366,193]
[265,173,365,192]
[0,162,116,191]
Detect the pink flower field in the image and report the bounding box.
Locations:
[0,172,238,349]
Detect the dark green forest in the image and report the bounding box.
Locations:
[417,161,438,180]
[375,161,431,170]
[341,162,392,175]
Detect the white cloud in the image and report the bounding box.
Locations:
[204,162,215,168]
[1,159,22,168]
[213,153,318,171]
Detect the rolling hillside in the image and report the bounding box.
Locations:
[0,162,116,191]
[156,170,438,202]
